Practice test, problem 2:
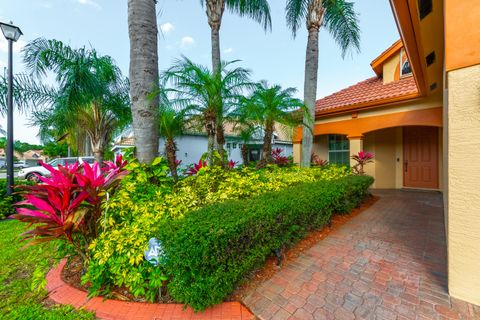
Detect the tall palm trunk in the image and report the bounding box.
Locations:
[205,112,217,165]
[165,138,178,181]
[128,0,160,164]
[206,0,225,73]
[257,121,274,168]
[301,0,324,168]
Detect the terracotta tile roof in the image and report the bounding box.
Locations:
[315,75,418,115]
[117,137,134,146]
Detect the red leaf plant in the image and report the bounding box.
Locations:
[272,148,290,166]
[228,159,238,169]
[174,159,182,168]
[13,155,128,262]
[351,151,375,175]
[311,153,329,167]
[186,159,207,176]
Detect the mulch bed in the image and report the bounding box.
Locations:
[62,195,378,303]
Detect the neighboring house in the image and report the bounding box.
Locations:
[0,148,48,166]
[111,127,293,166]
[294,0,480,306]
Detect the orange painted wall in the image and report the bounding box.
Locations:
[294,107,443,142]
[445,0,480,71]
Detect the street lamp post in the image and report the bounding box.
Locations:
[0,22,22,196]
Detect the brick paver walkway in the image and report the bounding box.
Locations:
[243,190,480,319]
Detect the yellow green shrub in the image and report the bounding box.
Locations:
[84,159,351,301]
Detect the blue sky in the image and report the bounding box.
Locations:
[0,0,399,144]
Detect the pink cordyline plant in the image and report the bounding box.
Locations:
[228,160,238,169]
[351,151,375,175]
[311,153,329,167]
[13,155,128,261]
[272,148,290,167]
[186,159,207,176]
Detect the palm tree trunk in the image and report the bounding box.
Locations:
[301,28,320,168]
[90,136,104,163]
[301,2,324,168]
[128,0,160,164]
[211,25,221,74]
[205,113,216,165]
[165,138,178,181]
[241,144,249,166]
[216,123,226,166]
[206,0,225,73]
[257,122,274,169]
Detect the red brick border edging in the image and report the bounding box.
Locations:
[46,259,254,320]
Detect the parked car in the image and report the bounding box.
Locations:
[17,157,95,181]
[13,160,28,169]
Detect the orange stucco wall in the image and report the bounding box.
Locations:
[445,0,480,71]
[294,107,443,142]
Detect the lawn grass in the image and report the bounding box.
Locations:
[0,220,94,320]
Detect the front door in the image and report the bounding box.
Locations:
[403,126,439,189]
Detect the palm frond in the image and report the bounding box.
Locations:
[323,0,360,57]
[225,0,272,31]
[285,0,309,37]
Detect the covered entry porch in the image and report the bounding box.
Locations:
[294,107,443,190]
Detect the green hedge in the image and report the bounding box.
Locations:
[160,175,374,311]
[0,179,34,219]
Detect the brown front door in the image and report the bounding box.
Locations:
[403,126,439,189]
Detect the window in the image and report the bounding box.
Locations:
[232,143,237,149]
[66,158,79,165]
[401,60,411,75]
[328,135,350,165]
[226,143,231,149]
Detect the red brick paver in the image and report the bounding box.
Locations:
[243,190,480,320]
[46,260,254,320]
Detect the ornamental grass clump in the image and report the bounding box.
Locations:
[13,155,128,262]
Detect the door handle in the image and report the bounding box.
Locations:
[404,160,408,172]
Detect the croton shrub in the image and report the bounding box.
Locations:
[84,161,352,302]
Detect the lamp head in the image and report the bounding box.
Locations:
[0,21,22,42]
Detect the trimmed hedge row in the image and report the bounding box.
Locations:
[160,175,374,311]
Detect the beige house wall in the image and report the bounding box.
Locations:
[446,64,480,305]
[383,54,399,84]
[293,143,301,164]
[312,135,328,161]
[364,128,400,189]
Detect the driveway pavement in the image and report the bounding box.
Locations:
[243,190,480,319]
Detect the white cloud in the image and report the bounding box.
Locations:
[160,22,174,34]
[180,36,195,48]
[77,0,101,10]
[224,47,234,54]
[0,37,26,54]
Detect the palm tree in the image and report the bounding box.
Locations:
[163,57,252,165]
[14,38,131,163]
[286,0,360,167]
[200,0,272,73]
[156,89,188,181]
[128,0,160,164]
[239,81,304,168]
